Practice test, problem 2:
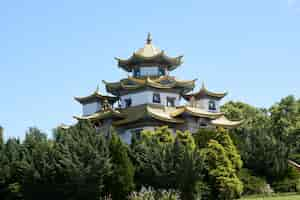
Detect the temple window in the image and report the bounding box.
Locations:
[133,68,141,77]
[208,100,216,111]
[167,97,175,107]
[153,93,161,103]
[125,98,132,108]
[158,67,165,76]
[140,67,159,76]
[198,118,207,128]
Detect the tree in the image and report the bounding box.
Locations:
[0,126,3,148]
[221,100,290,182]
[201,139,243,200]
[175,130,196,151]
[106,133,135,200]
[0,137,24,200]
[131,127,205,200]
[269,95,300,139]
[141,126,175,144]
[54,121,112,200]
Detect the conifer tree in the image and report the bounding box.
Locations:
[201,139,243,200]
[0,126,3,148]
[107,133,135,200]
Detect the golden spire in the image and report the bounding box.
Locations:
[201,81,206,90]
[146,32,152,44]
[95,84,100,93]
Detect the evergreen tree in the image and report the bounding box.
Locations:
[0,137,24,200]
[132,127,205,200]
[201,139,243,200]
[52,121,112,200]
[0,126,3,148]
[107,133,135,200]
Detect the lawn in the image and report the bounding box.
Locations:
[240,193,300,200]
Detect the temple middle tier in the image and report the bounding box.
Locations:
[103,76,196,108]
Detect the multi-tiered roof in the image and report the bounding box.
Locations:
[74,34,243,130]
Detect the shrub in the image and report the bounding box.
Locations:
[238,168,272,195]
[129,187,180,200]
[272,167,300,193]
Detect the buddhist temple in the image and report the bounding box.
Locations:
[73,33,242,143]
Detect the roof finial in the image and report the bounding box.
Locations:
[201,81,206,90]
[146,32,152,44]
[95,84,100,93]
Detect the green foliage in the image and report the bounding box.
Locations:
[0,122,112,200]
[201,139,243,200]
[2,95,300,198]
[193,128,217,149]
[175,130,196,151]
[131,127,205,200]
[129,187,180,200]
[52,121,112,200]
[269,96,300,139]
[141,126,175,144]
[238,168,271,195]
[107,133,135,200]
[271,167,300,193]
[194,128,243,199]
[221,101,290,182]
[0,126,3,148]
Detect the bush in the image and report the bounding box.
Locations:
[272,167,300,193]
[129,187,180,200]
[239,168,272,195]
[289,154,300,164]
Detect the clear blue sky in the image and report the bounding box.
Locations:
[1,0,300,139]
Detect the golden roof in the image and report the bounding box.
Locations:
[74,109,124,121]
[135,33,162,57]
[112,104,184,126]
[211,116,243,128]
[171,106,224,119]
[74,103,242,128]
[183,82,227,100]
[103,76,195,96]
[74,85,118,104]
[115,33,183,72]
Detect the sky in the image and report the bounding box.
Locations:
[0,0,300,139]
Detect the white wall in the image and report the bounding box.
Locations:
[120,126,155,144]
[120,91,180,108]
[196,98,220,112]
[82,102,101,116]
[140,67,159,76]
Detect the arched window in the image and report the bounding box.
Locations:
[125,98,132,108]
[158,67,165,76]
[208,100,216,111]
[167,97,176,107]
[153,93,161,103]
[133,68,141,77]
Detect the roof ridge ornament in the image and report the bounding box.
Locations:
[95,84,100,94]
[146,32,152,44]
[201,81,206,90]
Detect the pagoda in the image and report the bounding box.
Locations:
[73,33,242,143]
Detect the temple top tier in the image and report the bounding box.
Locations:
[115,33,183,75]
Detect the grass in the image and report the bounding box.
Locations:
[240,193,300,200]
